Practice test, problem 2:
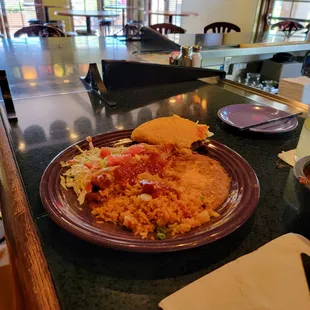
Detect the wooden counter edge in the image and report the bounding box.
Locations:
[0,115,60,310]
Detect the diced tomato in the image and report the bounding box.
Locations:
[139,179,178,198]
[140,180,157,195]
[68,159,76,166]
[100,147,111,158]
[122,145,145,156]
[106,155,123,166]
[106,154,132,167]
[85,182,92,191]
[84,161,93,169]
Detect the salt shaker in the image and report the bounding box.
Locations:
[191,45,202,68]
[178,46,192,67]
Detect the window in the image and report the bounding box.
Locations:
[0,0,36,37]
[150,0,183,25]
[102,0,126,31]
[270,0,310,28]
[70,0,100,31]
[69,0,125,32]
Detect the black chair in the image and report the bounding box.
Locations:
[14,25,66,38]
[99,19,112,36]
[271,20,304,36]
[28,18,43,26]
[150,23,186,34]
[44,20,65,32]
[204,22,241,33]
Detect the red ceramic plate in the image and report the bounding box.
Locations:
[40,130,260,252]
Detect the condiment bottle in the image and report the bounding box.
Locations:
[191,45,202,68]
[296,104,310,160]
[169,51,180,65]
[178,46,192,67]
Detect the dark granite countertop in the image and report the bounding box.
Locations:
[0,35,309,310]
[5,78,309,309]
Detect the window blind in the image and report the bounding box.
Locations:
[150,0,182,25]
[270,0,310,28]
[1,0,36,37]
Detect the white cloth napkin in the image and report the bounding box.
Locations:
[159,233,310,310]
[278,149,296,167]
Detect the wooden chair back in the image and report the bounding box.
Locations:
[204,22,241,33]
[14,25,66,38]
[150,23,186,34]
[271,20,304,33]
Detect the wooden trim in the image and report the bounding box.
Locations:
[0,10,6,36]
[252,0,273,44]
[0,0,9,37]
[35,0,45,23]
[0,113,60,310]
[253,0,272,33]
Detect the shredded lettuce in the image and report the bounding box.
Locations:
[60,138,127,205]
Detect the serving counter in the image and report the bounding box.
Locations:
[0,35,309,310]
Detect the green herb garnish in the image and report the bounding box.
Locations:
[156,226,168,239]
[157,232,166,240]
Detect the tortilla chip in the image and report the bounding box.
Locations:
[131,115,210,149]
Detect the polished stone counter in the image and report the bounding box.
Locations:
[0,35,309,310]
[7,79,309,309]
[0,35,176,99]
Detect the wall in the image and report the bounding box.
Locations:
[181,0,260,34]
[42,0,73,31]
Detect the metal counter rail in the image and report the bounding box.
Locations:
[220,79,308,116]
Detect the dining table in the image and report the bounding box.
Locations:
[23,3,70,23]
[55,10,120,35]
[103,5,145,28]
[0,34,309,309]
[147,10,198,24]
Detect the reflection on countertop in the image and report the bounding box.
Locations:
[0,35,176,99]
[0,37,136,99]
[1,31,309,99]
[10,81,208,154]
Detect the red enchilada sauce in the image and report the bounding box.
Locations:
[114,152,168,185]
[92,145,174,189]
